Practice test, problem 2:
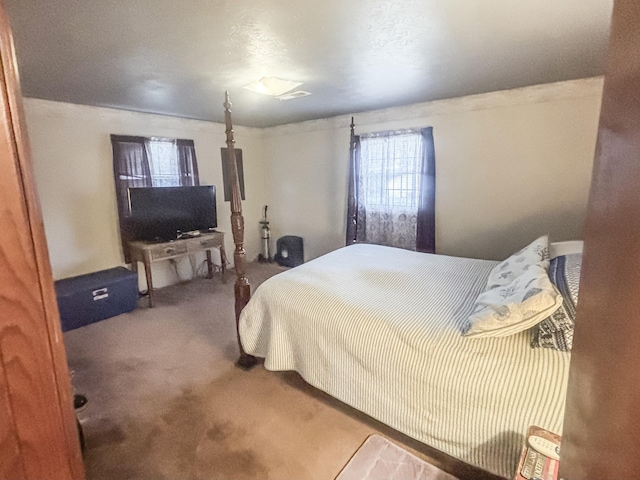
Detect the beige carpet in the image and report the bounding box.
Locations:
[65,262,503,480]
[336,435,458,480]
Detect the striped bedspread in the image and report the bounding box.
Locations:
[239,244,570,478]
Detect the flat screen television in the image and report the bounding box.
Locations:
[127,186,217,242]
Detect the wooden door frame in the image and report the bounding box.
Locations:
[3,0,640,478]
[559,0,640,478]
[0,3,84,479]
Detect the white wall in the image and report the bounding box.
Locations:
[23,77,603,289]
[262,78,603,261]
[23,99,266,287]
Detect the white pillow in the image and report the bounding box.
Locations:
[549,240,583,259]
[485,235,550,289]
[465,263,563,338]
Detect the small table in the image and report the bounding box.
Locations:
[128,231,226,307]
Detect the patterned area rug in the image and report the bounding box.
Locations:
[336,435,459,480]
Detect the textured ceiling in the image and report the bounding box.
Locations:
[5,0,613,128]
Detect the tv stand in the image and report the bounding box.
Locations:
[128,231,226,307]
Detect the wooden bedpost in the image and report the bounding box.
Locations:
[346,117,358,245]
[223,92,257,369]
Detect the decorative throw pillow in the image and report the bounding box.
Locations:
[485,235,550,289]
[464,263,563,338]
[531,253,582,351]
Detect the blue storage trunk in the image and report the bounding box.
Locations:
[55,267,138,332]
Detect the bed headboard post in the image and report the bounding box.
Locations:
[223,91,257,369]
[346,117,359,245]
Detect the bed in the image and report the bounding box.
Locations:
[220,95,574,479]
[238,243,574,479]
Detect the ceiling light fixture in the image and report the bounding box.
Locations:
[276,91,312,101]
[243,77,303,97]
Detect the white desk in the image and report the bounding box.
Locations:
[128,231,226,307]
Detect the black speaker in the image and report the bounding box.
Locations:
[275,236,304,267]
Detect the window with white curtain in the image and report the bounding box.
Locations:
[147,138,183,187]
[348,127,435,252]
[359,131,424,211]
[110,134,200,261]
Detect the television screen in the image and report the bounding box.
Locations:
[127,186,217,242]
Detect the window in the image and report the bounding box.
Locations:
[347,127,435,252]
[147,138,184,186]
[110,135,200,260]
[359,131,424,210]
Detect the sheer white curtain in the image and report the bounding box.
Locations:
[357,130,425,250]
[146,138,199,187]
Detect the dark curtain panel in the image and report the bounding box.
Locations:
[176,139,200,186]
[111,135,152,262]
[416,127,436,253]
[111,135,152,226]
[346,127,362,245]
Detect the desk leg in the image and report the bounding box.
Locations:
[205,250,214,279]
[142,251,154,308]
[219,245,227,279]
[130,259,141,297]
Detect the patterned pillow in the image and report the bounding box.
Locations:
[485,235,550,289]
[464,263,563,338]
[531,253,582,351]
